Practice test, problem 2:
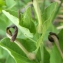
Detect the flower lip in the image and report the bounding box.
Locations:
[48,32,59,42]
[6,24,18,42]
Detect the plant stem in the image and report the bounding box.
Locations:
[15,40,36,60]
[15,40,29,55]
[33,0,42,33]
[40,44,44,63]
[51,35,63,59]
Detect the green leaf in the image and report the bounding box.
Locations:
[0,48,15,63]
[42,2,59,32]
[0,47,9,59]
[40,46,50,63]
[42,2,58,22]
[19,7,36,33]
[22,0,31,4]
[50,45,62,63]
[42,2,59,31]
[0,14,11,36]
[6,10,18,17]
[0,0,5,12]
[44,47,50,63]
[58,29,63,50]
[0,38,36,63]
[6,55,15,63]
[16,0,25,9]
[0,0,5,6]
[18,38,36,52]
[5,0,16,7]
[0,58,6,63]
[2,10,33,38]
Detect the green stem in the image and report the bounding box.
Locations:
[15,40,29,56]
[51,35,63,59]
[40,44,44,63]
[33,0,42,33]
[15,40,36,60]
[42,0,46,12]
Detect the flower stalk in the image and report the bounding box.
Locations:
[51,35,63,59]
[6,24,36,60]
[48,32,63,59]
[33,0,42,33]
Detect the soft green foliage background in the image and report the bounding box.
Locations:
[0,0,63,63]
